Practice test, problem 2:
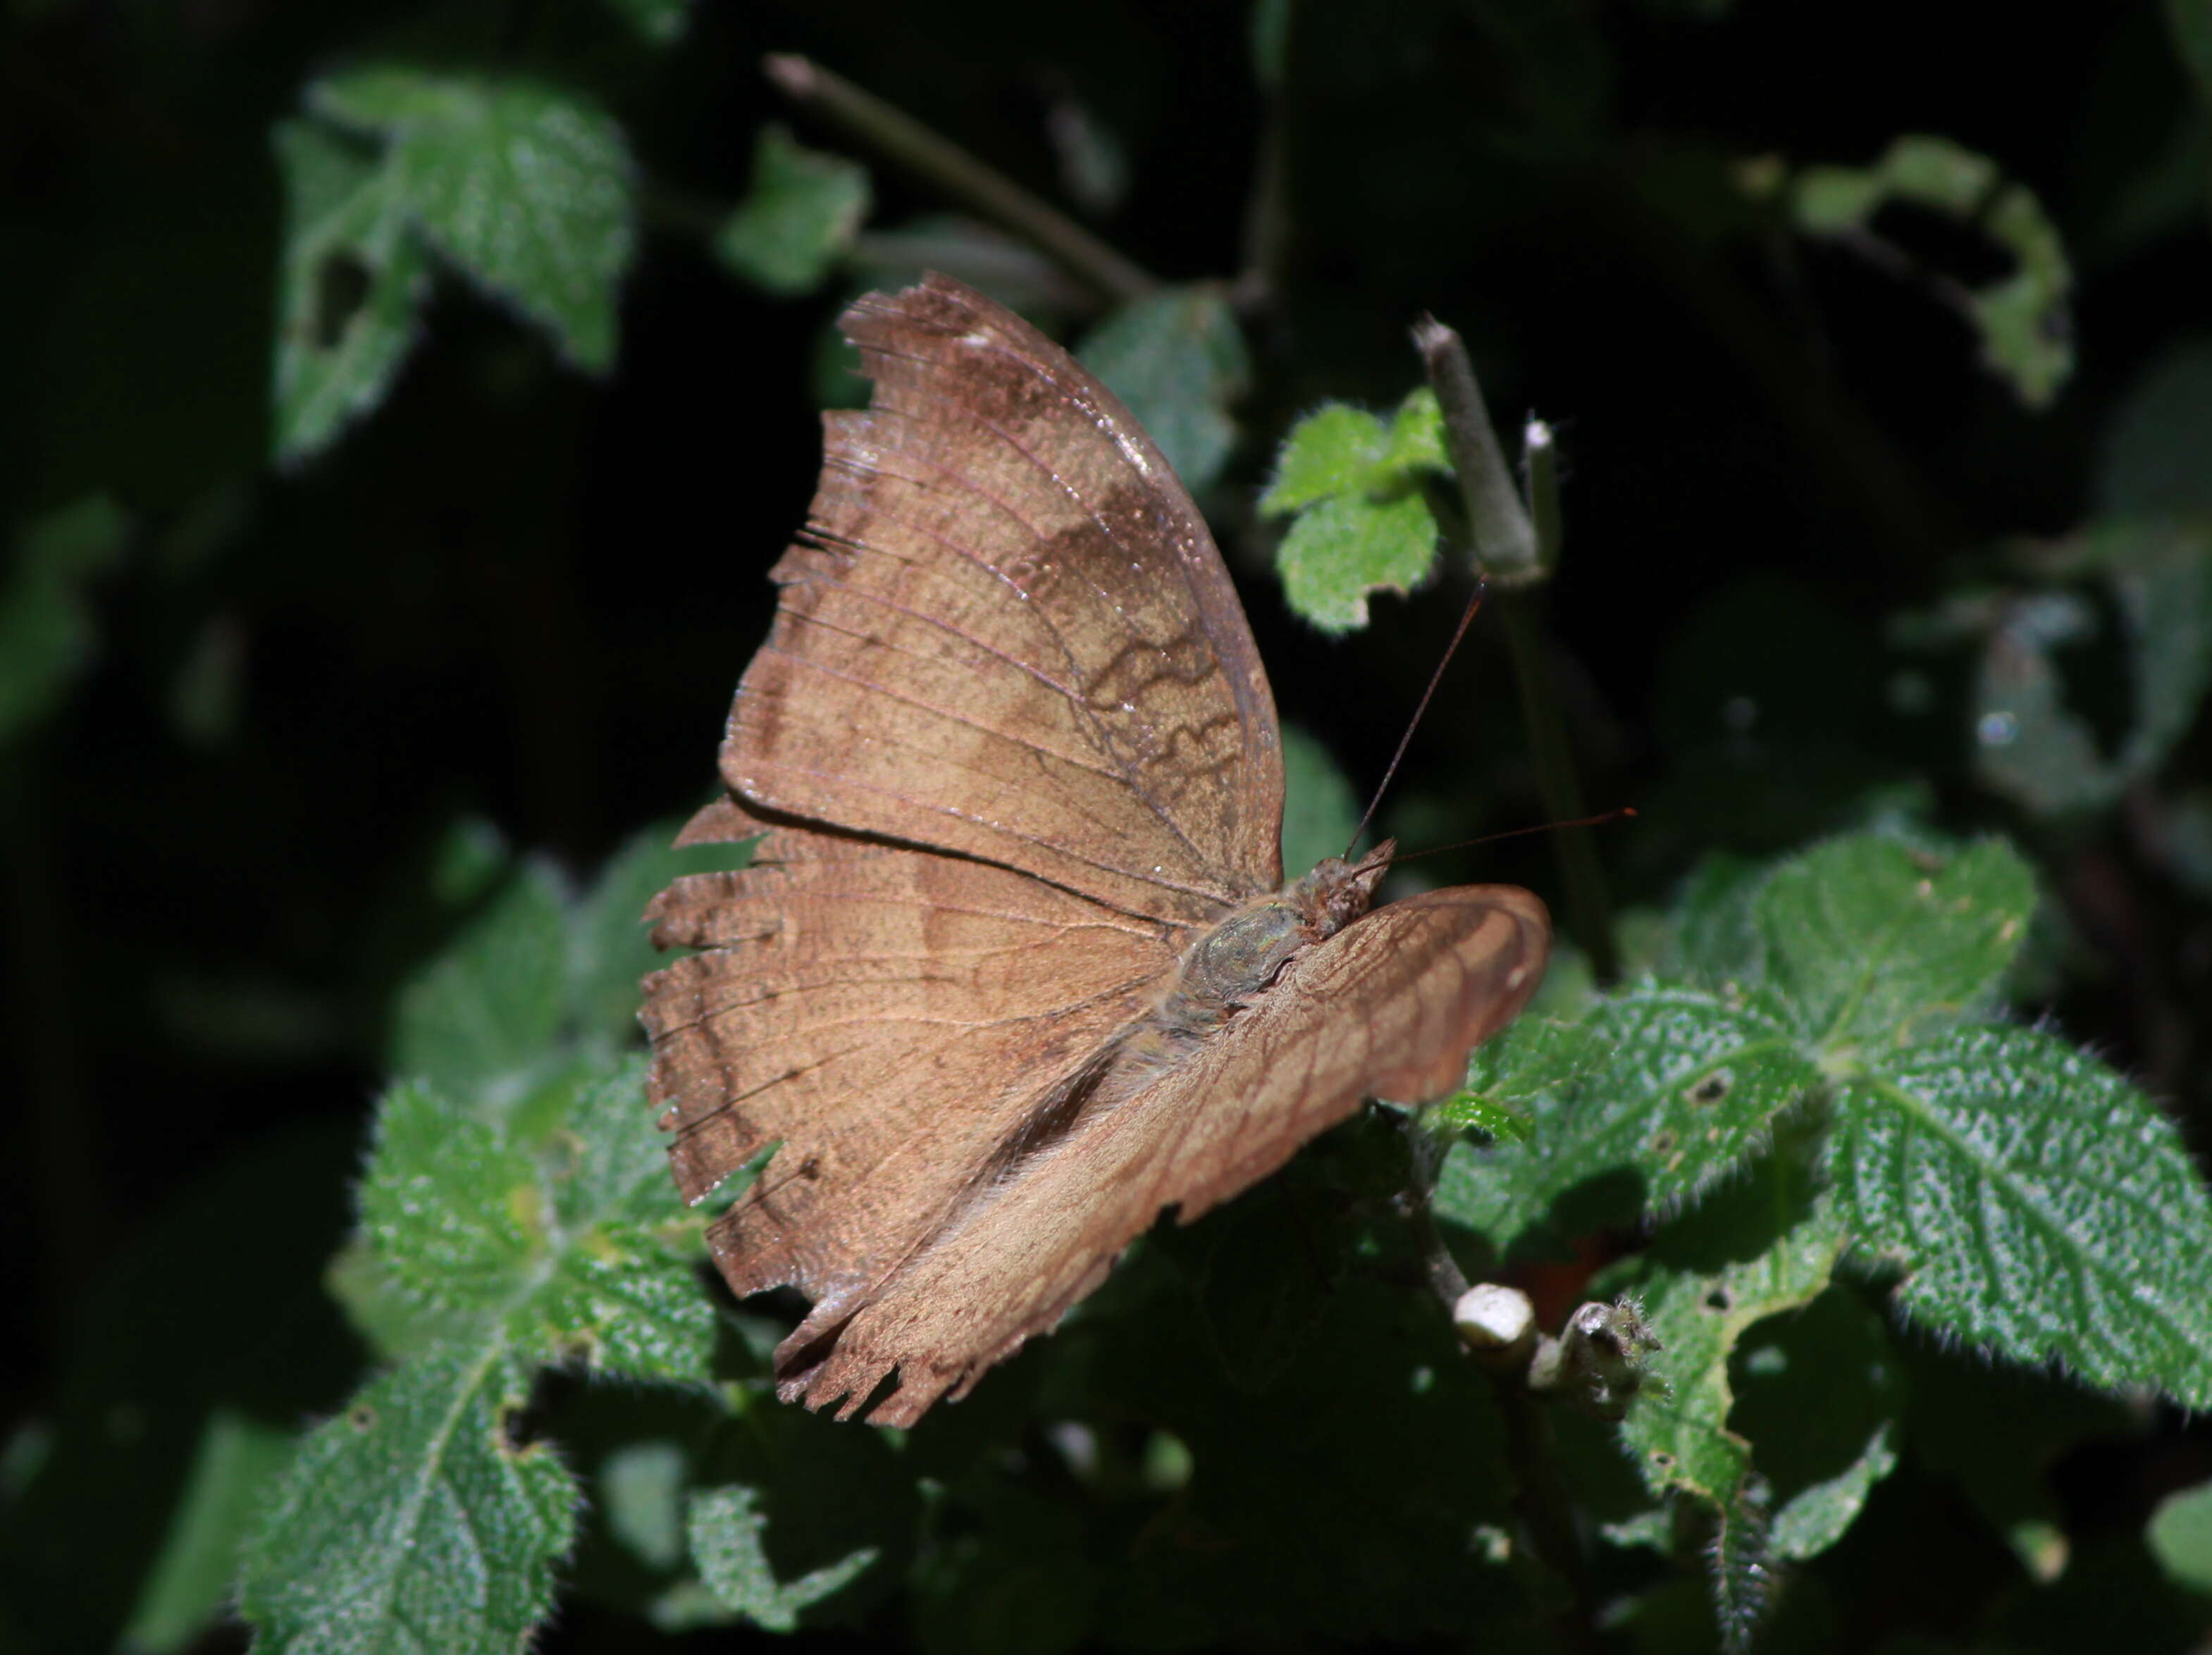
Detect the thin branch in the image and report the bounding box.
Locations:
[764,54,1157,309]
[1392,1112,1594,1647]
[1415,318,1620,981]
[1414,315,1538,584]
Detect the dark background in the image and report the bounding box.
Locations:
[4,0,2208,1645]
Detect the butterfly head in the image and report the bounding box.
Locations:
[1293,839,1395,941]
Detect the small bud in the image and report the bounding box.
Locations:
[1453,1283,1536,1365]
[1528,1296,1664,1419]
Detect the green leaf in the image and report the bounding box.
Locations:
[1437,988,1818,1245]
[1260,389,1447,512]
[1791,135,2072,406]
[715,125,872,298]
[390,862,569,1110]
[269,120,431,463]
[311,70,636,369]
[237,1349,578,1655]
[600,1440,688,1573]
[1623,1199,1850,1651]
[529,1064,714,1381]
[1078,285,1250,495]
[568,818,758,1052]
[1278,724,1360,881]
[1727,1287,1904,1561]
[1261,403,1390,512]
[1274,490,1438,633]
[1667,853,1768,988]
[1836,1024,2212,1407]
[603,0,694,44]
[1433,1017,1617,1248]
[357,1063,714,1380]
[2147,1477,2212,1596]
[1381,388,1447,471]
[121,1411,296,1654]
[1261,389,1450,631]
[1574,988,1822,1206]
[1971,523,2212,816]
[0,494,128,744]
[1755,834,2034,1049]
[687,1484,879,1632]
[358,1079,540,1322]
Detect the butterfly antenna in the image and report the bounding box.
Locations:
[1343,581,1487,860]
[1387,806,1638,867]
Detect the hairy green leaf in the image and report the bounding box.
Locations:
[1624,1199,1849,1650]
[1438,988,1816,1246]
[270,121,431,463]
[688,1484,879,1632]
[1729,1288,1904,1560]
[311,70,635,369]
[1433,1017,1617,1248]
[715,126,872,297]
[1273,491,1437,633]
[358,1063,712,1380]
[1262,403,1391,512]
[390,862,569,1111]
[1261,390,1450,631]
[359,1079,540,1320]
[1079,285,1249,495]
[1667,853,1768,988]
[238,1349,577,1655]
[1836,1024,2212,1406]
[530,1064,714,1380]
[1757,835,2034,1048]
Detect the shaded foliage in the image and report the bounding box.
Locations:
[5,1,2212,1652]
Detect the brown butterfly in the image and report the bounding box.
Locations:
[641,275,1550,1425]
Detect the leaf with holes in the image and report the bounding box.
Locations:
[1623,1196,1850,1651]
[270,120,432,462]
[1834,1024,2212,1407]
[237,1349,578,1655]
[1435,989,1817,1250]
[1261,390,1449,632]
[1790,135,2072,406]
[311,70,635,369]
[688,1485,880,1632]
[1727,1287,1905,1561]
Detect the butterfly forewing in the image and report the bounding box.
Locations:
[727,275,1283,926]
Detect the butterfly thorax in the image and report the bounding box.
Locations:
[1147,845,1395,1052]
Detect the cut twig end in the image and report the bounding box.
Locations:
[762,53,814,97]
